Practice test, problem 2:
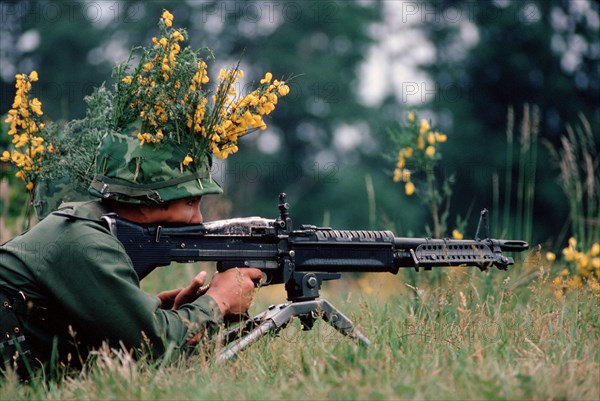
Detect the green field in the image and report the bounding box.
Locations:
[2,264,598,400]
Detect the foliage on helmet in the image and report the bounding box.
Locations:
[89,129,223,204]
[90,9,290,203]
[1,75,106,218]
[110,10,291,165]
[1,9,291,212]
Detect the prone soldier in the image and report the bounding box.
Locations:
[0,130,262,376]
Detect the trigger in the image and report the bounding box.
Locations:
[260,271,271,287]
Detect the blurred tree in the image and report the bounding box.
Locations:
[0,0,113,120]
[402,0,599,243]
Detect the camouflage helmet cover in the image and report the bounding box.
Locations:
[89,129,222,204]
[34,175,95,220]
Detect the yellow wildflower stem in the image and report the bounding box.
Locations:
[427,167,442,238]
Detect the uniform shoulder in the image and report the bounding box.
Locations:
[54,200,112,222]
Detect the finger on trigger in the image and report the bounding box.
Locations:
[194,271,211,296]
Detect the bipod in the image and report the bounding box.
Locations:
[218,297,371,361]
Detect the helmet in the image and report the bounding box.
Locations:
[88,130,222,204]
[34,175,95,219]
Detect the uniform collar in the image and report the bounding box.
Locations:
[54,200,112,222]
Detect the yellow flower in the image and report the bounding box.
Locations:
[121,76,133,84]
[419,119,430,135]
[277,84,290,96]
[31,98,43,115]
[405,181,415,196]
[552,276,563,287]
[401,168,411,183]
[568,237,577,248]
[427,133,436,145]
[425,145,435,157]
[15,171,26,180]
[218,69,228,81]
[577,254,590,269]
[435,132,447,142]
[393,168,401,183]
[562,246,576,262]
[1,150,10,161]
[162,10,174,27]
[29,71,39,81]
[253,115,267,130]
[171,31,184,42]
[182,155,193,166]
[545,252,556,263]
[559,268,570,277]
[566,275,583,289]
[25,182,34,191]
[396,156,405,169]
[452,230,463,240]
[407,112,415,123]
[260,72,273,84]
[12,96,22,109]
[591,243,600,257]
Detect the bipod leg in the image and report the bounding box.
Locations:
[218,299,371,361]
[317,299,371,346]
[218,303,294,361]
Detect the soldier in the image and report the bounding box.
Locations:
[0,130,262,376]
[0,10,290,377]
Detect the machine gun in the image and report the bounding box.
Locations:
[102,193,528,360]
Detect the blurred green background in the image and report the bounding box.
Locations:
[1,0,598,247]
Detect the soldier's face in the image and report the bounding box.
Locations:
[143,197,203,224]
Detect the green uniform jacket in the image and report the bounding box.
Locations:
[0,201,223,367]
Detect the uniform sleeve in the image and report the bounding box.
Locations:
[30,217,223,356]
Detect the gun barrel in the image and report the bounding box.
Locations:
[497,240,529,252]
[393,237,528,251]
[392,236,528,271]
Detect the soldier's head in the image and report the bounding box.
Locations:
[88,128,223,224]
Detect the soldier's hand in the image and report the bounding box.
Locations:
[157,271,209,309]
[206,268,262,316]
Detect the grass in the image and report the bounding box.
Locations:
[2,265,598,400]
[498,104,540,242]
[546,113,599,249]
